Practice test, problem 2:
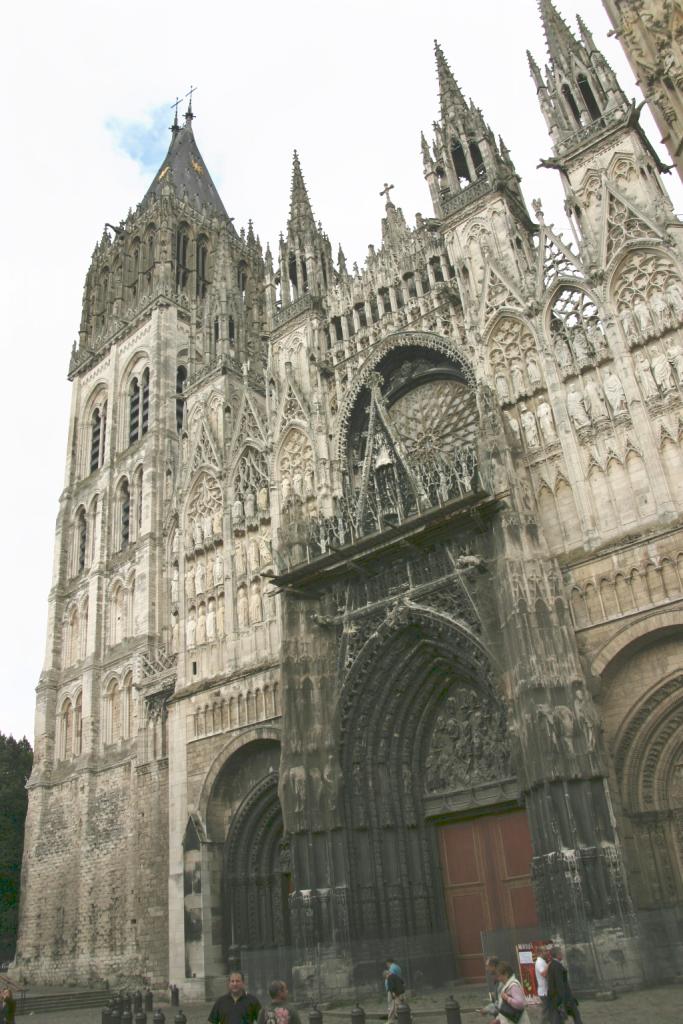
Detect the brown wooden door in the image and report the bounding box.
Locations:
[438,809,538,980]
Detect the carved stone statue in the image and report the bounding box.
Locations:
[651,290,673,331]
[304,468,315,497]
[572,328,590,365]
[257,485,269,513]
[525,352,542,387]
[536,401,557,444]
[232,497,244,523]
[202,511,213,540]
[249,581,263,623]
[666,279,683,319]
[603,371,627,414]
[186,610,196,648]
[510,361,525,396]
[666,343,683,383]
[171,616,179,653]
[520,405,540,448]
[620,309,639,345]
[495,372,510,403]
[584,378,609,420]
[237,587,248,627]
[211,552,223,587]
[194,560,206,596]
[206,600,216,641]
[196,605,206,645]
[635,352,659,398]
[235,542,246,577]
[259,531,272,564]
[185,571,195,600]
[567,384,591,427]
[292,470,303,498]
[249,538,260,571]
[554,332,572,369]
[634,298,655,338]
[281,475,291,502]
[171,566,179,605]
[212,509,222,536]
[217,595,225,636]
[652,349,675,392]
[504,413,522,448]
[192,519,203,546]
[245,492,256,518]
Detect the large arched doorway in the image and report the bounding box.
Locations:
[205,737,291,989]
[339,610,538,983]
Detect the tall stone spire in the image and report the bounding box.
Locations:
[538,0,583,67]
[434,40,467,123]
[287,150,317,239]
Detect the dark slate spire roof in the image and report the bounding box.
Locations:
[143,110,229,219]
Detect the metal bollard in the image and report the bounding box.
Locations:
[122,1007,132,1024]
[135,1012,147,1024]
[133,992,143,1014]
[309,1007,323,1024]
[144,991,154,1013]
[170,986,179,1008]
[174,1012,187,1024]
[153,1010,165,1024]
[350,1005,365,1024]
[111,1008,121,1024]
[102,1005,112,1024]
[396,1003,411,1024]
[444,996,461,1024]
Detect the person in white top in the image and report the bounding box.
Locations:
[534,948,549,1023]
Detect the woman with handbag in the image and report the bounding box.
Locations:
[494,962,530,1024]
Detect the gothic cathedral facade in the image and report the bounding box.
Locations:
[16,1,683,997]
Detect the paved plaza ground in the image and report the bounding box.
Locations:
[13,984,683,1024]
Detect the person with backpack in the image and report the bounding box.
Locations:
[256,980,302,1024]
[383,958,406,1022]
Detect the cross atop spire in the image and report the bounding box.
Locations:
[185,84,197,120]
[171,96,182,133]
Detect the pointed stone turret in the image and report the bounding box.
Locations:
[288,150,317,238]
[143,107,230,221]
[276,151,333,311]
[423,40,530,224]
[529,0,629,155]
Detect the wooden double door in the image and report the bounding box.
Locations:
[438,809,538,981]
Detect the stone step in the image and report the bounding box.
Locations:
[18,991,111,1014]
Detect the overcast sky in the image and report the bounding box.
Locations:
[1,1,681,744]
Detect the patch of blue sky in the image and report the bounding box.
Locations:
[106,105,170,171]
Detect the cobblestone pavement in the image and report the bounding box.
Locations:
[14,984,683,1024]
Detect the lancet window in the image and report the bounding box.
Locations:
[176,225,190,290]
[196,237,209,299]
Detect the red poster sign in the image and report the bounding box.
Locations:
[516,940,551,999]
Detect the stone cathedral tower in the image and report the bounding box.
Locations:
[17,1,683,998]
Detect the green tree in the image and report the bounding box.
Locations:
[0,734,33,962]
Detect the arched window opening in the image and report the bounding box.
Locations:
[213,318,220,345]
[129,377,140,444]
[288,254,298,300]
[98,268,110,327]
[176,365,187,433]
[89,496,99,564]
[121,479,130,547]
[124,672,134,739]
[370,297,380,322]
[469,142,486,178]
[196,239,209,299]
[420,271,431,295]
[63,701,73,759]
[101,402,107,463]
[74,693,82,756]
[141,368,150,435]
[228,316,235,343]
[404,273,418,299]
[379,288,392,315]
[451,138,471,186]
[135,467,144,535]
[577,74,601,121]
[110,684,122,744]
[176,227,190,290]
[321,259,328,290]
[355,302,368,328]
[562,84,582,126]
[90,409,101,473]
[77,508,87,574]
[301,259,309,294]
[332,316,344,341]
[430,256,444,283]
[238,261,248,301]
[145,229,156,287]
[130,243,140,299]
[395,284,405,309]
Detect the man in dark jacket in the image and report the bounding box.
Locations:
[208,972,261,1024]
[546,948,583,1024]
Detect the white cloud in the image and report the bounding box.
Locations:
[1,0,680,741]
